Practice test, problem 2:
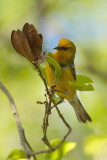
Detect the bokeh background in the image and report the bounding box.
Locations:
[0,0,107,160]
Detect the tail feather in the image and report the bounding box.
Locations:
[69,95,92,123]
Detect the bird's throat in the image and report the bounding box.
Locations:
[52,50,75,65]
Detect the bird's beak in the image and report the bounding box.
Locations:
[53,46,61,50]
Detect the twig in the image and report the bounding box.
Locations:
[42,96,53,150]
[23,131,37,160]
[35,64,54,149]
[0,82,37,160]
[36,64,72,134]
[27,63,72,156]
[0,63,72,158]
[35,64,50,95]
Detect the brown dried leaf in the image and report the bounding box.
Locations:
[11,30,26,57]
[22,23,34,52]
[23,23,42,57]
[17,30,33,61]
[11,23,44,63]
[31,24,42,55]
[11,30,33,61]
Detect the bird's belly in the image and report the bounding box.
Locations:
[45,63,76,100]
[54,82,76,100]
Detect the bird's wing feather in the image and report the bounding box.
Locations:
[60,62,76,80]
[69,62,76,80]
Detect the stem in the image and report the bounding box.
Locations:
[42,98,53,150]
[28,63,72,156]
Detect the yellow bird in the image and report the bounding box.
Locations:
[45,39,92,123]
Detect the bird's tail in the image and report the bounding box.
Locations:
[69,95,92,123]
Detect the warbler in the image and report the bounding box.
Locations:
[45,39,92,123]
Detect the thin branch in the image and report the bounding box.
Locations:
[36,64,72,132]
[0,63,72,158]
[0,82,37,160]
[27,64,72,156]
[42,97,54,150]
[35,64,50,95]
[23,131,37,160]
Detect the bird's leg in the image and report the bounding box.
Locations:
[51,98,64,109]
[51,83,70,95]
[53,89,70,95]
[50,83,69,109]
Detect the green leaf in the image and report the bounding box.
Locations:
[67,75,94,91]
[39,65,47,81]
[45,139,76,160]
[76,75,93,83]
[6,149,26,160]
[68,81,94,91]
[47,52,53,56]
[46,56,62,79]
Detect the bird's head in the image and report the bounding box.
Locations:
[53,39,76,53]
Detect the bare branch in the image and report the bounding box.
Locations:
[0,82,37,160]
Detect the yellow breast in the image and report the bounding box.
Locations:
[52,50,75,65]
[45,63,76,101]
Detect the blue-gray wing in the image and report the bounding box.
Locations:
[70,63,76,80]
[60,62,76,80]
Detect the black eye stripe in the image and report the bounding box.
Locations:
[61,47,71,51]
[53,46,71,50]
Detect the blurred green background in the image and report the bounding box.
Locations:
[0,0,107,160]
